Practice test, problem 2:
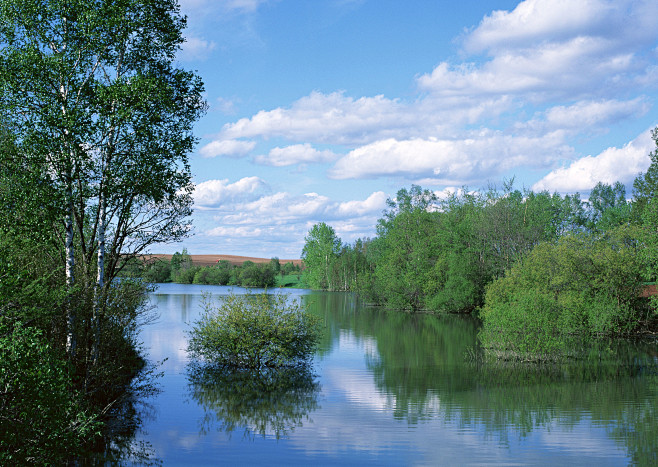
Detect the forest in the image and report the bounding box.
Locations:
[302,128,658,358]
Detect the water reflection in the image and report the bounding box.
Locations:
[187,365,321,440]
[114,286,658,465]
[304,291,658,464]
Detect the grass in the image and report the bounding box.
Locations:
[275,274,307,288]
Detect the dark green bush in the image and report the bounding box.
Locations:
[187,292,322,369]
[0,321,101,464]
[479,226,648,359]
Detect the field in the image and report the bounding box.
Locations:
[142,254,302,268]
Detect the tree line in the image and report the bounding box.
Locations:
[140,250,302,288]
[302,129,658,356]
[0,0,204,462]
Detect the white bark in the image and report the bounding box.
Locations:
[65,182,76,357]
[92,190,105,364]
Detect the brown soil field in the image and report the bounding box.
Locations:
[142,254,302,268]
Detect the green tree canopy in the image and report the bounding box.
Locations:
[302,222,342,290]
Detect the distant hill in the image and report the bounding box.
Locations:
[142,254,302,268]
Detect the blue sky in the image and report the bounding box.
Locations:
[169,0,658,258]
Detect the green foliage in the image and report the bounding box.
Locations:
[301,222,342,290]
[142,259,172,283]
[587,181,631,232]
[281,261,301,276]
[479,226,649,359]
[238,261,277,288]
[187,292,322,369]
[0,0,202,460]
[162,254,281,288]
[632,128,658,218]
[276,273,305,288]
[635,130,658,286]
[372,192,440,310]
[354,183,574,312]
[0,321,101,464]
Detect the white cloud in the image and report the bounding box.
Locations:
[220,91,416,145]
[194,176,268,207]
[544,99,648,129]
[195,189,388,255]
[178,36,216,62]
[516,98,650,135]
[336,191,387,217]
[253,144,339,166]
[199,139,256,158]
[532,129,655,192]
[419,0,658,101]
[463,0,613,54]
[329,134,571,181]
[206,225,264,238]
[241,192,331,219]
[204,190,386,230]
[417,38,636,100]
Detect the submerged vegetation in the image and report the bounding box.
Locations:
[302,129,658,359]
[187,292,322,369]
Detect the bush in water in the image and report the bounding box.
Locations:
[187,292,322,369]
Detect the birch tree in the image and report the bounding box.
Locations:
[0,0,205,358]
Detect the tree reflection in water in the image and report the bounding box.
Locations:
[187,364,321,440]
[305,291,658,465]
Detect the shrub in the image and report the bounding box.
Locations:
[187,292,322,369]
[479,227,648,359]
[0,321,101,464]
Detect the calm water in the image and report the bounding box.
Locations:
[119,283,657,465]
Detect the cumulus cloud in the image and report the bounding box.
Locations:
[207,0,658,191]
[242,191,386,221]
[544,99,648,130]
[206,225,264,238]
[418,39,635,100]
[201,190,387,242]
[463,0,614,54]
[516,98,650,135]
[253,144,339,166]
[194,176,268,207]
[199,139,256,158]
[329,134,572,181]
[241,192,331,219]
[336,191,387,217]
[220,91,416,145]
[532,129,655,192]
[419,0,658,100]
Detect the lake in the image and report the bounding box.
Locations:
[118,283,657,465]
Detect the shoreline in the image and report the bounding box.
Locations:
[142,254,302,268]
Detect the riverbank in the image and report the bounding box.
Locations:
[142,254,302,268]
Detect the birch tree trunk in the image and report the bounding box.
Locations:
[65,179,76,358]
[93,190,105,364]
